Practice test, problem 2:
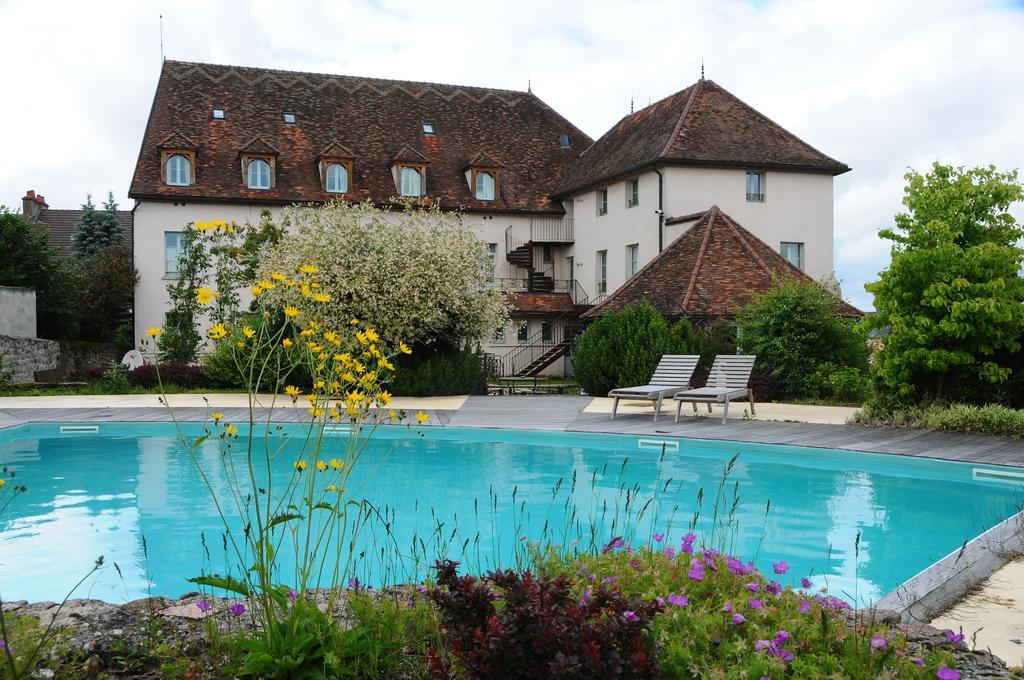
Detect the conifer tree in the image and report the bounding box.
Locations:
[71,191,123,256]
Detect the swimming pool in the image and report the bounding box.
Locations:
[0,422,1020,604]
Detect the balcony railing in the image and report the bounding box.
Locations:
[528,217,574,243]
[493,278,590,302]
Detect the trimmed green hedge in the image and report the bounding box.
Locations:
[389,343,487,397]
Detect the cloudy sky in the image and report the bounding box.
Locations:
[1,0,1021,310]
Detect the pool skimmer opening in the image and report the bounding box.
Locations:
[637,438,679,451]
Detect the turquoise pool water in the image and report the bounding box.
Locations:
[0,422,1020,604]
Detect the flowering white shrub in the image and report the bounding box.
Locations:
[258,202,507,345]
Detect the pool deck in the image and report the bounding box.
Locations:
[1,393,1021,467]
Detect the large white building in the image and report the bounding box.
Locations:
[129,61,850,376]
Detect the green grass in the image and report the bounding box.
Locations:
[0,382,245,397]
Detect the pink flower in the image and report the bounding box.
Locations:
[622,610,637,622]
[746,582,759,593]
[936,667,960,680]
[773,561,789,575]
[652,533,664,543]
[870,635,887,651]
[800,577,812,589]
[944,630,965,644]
[229,602,246,617]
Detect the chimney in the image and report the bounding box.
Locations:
[21,190,48,219]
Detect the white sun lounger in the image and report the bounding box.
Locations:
[674,355,757,424]
[608,355,700,422]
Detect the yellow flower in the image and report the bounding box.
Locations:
[0,478,5,488]
[314,380,326,389]
[212,412,223,422]
[330,458,343,470]
[196,287,218,305]
[270,272,286,281]
[225,424,239,436]
[283,279,296,287]
[294,460,307,471]
[258,280,276,291]
[308,407,324,417]
[341,372,356,383]
[388,408,399,420]
[365,328,379,343]
[251,285,263,297]
[416,411,430,424]
[299,264,318,274]
[282,338,294,348]
[316,461,328,472]
[399,341,412,355]
[283,306,299,318]
[299,329,314,337]
[313,292,331,303]
[350,318,360,326]
[195,221,214,232]
[323,331,339,345]
[316,362,326,372]
[305,393,317,404]
[326,485,337,492]
[378,391,392,405]
[355,331,368,345]
[222,221,235,233]
[378,358,395,372]
[243,326,256,339]
[285,385,301,399]
[236,341,246,349]
[146,326,162,338]
[208,323,228,340]
[353,361,365,374]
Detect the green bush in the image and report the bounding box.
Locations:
[735,279,867,400]
[808,362,869,404]
[855,402,1024,439]
[693,318,737,373]
[572,301,697,396]
[389,342,487,396]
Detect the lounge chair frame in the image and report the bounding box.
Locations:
[673,355,757,424]
[608,355,700,422]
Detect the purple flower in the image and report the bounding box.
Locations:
[722,601,733,613]
[652,533,664,543]
[629,558,643,572]
[732,613,745,625]
[687,565,704,582]
[726,556,753,576]
[415,584,428,594]
[288,589,298,602]
[682,532,697,544]
[348,577,361,590]
[944,630,965,644]
[519,535,526,542]
[681,533,696,555]
[404,598,414,607]
[667,594,688,607]
[775,630,790,643]
[800,577,812,589]
[748,598,764,610]
[798,599,811,614]
[681,542,694,555]
[870,635,887,651]
[195,599,212,613]
[773,560,789,575]
[664,547,676,560]
[655,596,665,606]
[579,588,592,606]
[912,658,925,666]
[937,667,960,680]
[746,582,759,593]
[765,580,782,596]
[755,639,770,652]
[0,639,7,650]
[602,575,617,584]
[622,610,637,622]
[229,602,246,617]
[613,537,624,548]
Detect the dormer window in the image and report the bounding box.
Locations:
[325,162,349,193]
[166,154,192,186]
[400,166,423,197]
[212,108,225,120]
[283,112,296,124]
[559,134,571,150]
[246,158,272,189]
[474,172,496,201]
[422,123,435,134]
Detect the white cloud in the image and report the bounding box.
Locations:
[1,0,1022,311]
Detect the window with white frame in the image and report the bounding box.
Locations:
[627,243,640,277]
[166,154,191,186]
[325,162,349,193]
[247,158,272,189]
[597,188,608,216]
[164,231,184,275]
[780,242,804,270]
[475,171,496,200]
[746,171,765,202]
[566,256,574,285]
[487,243,497,283]
[400,166,422,197]
[626,178,639,207]
[596,250,608,295]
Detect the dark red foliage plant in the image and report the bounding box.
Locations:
[427,560,662,679]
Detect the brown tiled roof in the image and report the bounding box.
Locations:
[130,61,591,213]
[555,79,849,196]
[507,292,575,315]
[584,206,862,319]
[33,209,134,260]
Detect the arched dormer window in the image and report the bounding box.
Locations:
[247,158,271,190]
[475,171,495,200]
[400,166,422,197]
[326,163,349,193]
[166,154,192,186]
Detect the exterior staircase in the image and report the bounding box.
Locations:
[490,284,592,378]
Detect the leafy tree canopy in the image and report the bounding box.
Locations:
[864,162,1024,404]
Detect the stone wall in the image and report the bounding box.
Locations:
[57,341,123,380]
[0,286,37,338]
[0,334,60,382]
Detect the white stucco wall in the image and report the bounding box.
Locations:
[132,200,536,350]
[567,166,836,298]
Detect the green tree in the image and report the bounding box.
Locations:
[72,245,139,343]
[0,207,77,338]
[572,301,696,396]
[864,163,1024,405]
[158,227,209,362]
[735,279,866,400]
[71,192,123,256]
